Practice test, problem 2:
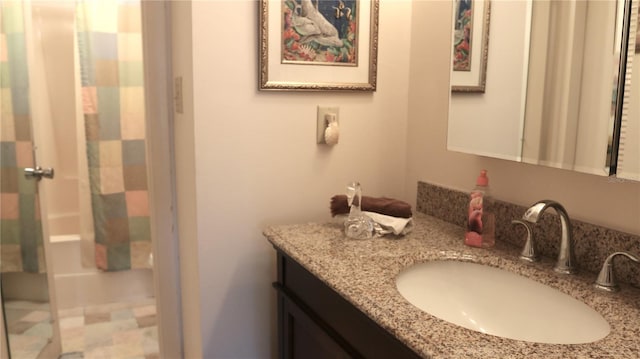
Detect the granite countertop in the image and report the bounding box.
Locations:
[264,213,640,358]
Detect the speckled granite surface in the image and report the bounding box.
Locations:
[264,215,640,358]
[417,181,640,288]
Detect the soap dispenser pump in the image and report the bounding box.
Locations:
[464,170,495,248]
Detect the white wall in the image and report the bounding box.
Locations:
[173,0,413,357]
[406,1,640,237]
[172,0,640,357]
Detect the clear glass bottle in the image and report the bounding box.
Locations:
[464,170,495,248]
[344,182,375,239]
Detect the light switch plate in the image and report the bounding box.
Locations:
[317,106,339,144]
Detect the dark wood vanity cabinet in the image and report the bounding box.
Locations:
[273,250,422,359]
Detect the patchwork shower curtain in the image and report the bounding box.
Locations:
[76,0,151,271]
[0,1,46,273]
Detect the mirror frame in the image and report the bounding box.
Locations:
[610,0,634,176]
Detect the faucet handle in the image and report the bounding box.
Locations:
[594,252,640,292]
[512,220,538,262]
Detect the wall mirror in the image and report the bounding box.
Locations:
[447,0,639,181]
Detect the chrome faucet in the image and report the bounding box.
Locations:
[522,200,576,274]
[594,252,640,292]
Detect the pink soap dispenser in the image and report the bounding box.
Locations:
[464,170,495,248]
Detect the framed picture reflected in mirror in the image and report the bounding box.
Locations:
[451,0,491,93]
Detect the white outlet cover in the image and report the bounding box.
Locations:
[317,106,339,144]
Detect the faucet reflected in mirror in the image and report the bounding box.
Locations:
[448,0,639,181]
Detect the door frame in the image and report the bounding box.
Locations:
[141,1,184,357]
[1,2,183,357]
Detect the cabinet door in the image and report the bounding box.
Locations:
[279,291,354,359]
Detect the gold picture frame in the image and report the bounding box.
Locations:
[259,0,379,91]
[451,0,491,93]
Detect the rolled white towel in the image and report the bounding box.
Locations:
[362,211,413,237]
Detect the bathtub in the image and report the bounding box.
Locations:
[49,216,155,310]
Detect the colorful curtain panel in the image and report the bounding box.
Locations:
[0,1,45,273]
[76,0,151,271]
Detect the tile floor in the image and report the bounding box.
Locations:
[58,298,159,359]
[5,298,159,359]
[4,300,52,359]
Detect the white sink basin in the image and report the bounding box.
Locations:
[396,261,610,344]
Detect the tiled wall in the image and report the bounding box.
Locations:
[416,181,640,288]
